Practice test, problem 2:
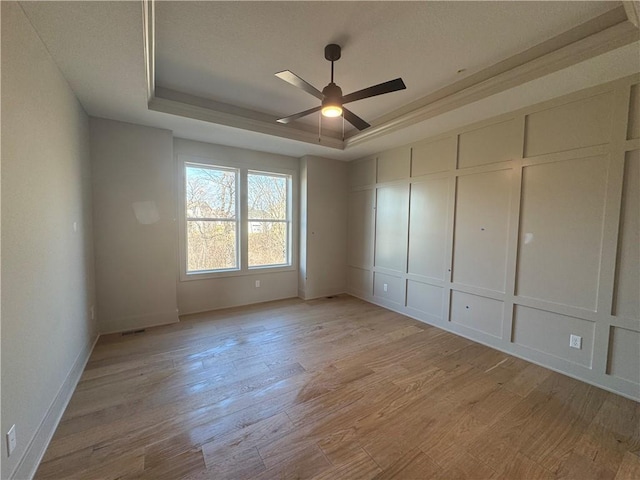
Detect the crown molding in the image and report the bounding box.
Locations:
[142,0,155,102]
[345,14,639,148]
[142,2,639,151]
[623,1,640,27]
[149,95,345,150]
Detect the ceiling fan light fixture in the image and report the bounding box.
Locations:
[321,82,343,118]
[321,103,343,117]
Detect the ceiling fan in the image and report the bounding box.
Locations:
[275,44,406,131]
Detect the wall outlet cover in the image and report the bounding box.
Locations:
[569,334,582,349]
[6,425,16,456]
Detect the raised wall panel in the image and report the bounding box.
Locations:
[517,156,608,310]
[513,305,595,368]
[374,184,409,272]
[450,291,503,338]
[614,150,640,319]
[408,178,450,280]
[377,147,410,183]
[458,118,521,169]
[349,157,376,187]
[524,92,613,157]
[411,136,455,176]
[406,280,443,319]
[629,84,639,140]
[348,267,372,296]
[608,327,640,385]
[452,169,512,292]
[373,272,404,305]
[348,189,374,268]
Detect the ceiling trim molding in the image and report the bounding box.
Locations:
[142,0,155,102]
[149,95,345,150]
[345,16,639,148]
[143,0,344,150]
[142,2,638,151]
[623,1,640,27]
[356,6,631,133]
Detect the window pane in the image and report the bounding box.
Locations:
[248,221,287,267]
[186,166,236,219]
[187,220,237,272]
[248,172,287,220]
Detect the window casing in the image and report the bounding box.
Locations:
[248,171,290,268]
[185,164,239,273]
[182,159,293,279]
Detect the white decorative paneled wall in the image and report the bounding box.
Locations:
[347,74,640,400]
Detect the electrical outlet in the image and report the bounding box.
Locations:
[383,283,388,292]
[6,425,16,457]
[255,280,261,288]
[569,334,582,350]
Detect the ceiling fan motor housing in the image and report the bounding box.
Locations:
[322,82,343,104]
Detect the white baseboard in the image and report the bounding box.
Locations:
[98,310,179,335]
[298,287,347,300]
[11,334,99,480]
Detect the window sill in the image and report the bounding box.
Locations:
[179,264,296,282]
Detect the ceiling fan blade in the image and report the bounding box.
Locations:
[342,107,370,131]
[275,70,323,100]
[277,105,322,124]
[342,78,406,105]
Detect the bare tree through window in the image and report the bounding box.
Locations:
[186,165,238,272]
[248,172,289,267]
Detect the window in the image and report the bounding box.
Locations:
[248,171,290,267]
[185,164,239,273]
[183,161,292,277]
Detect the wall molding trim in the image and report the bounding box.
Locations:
[347,74,640,402]
[11,334,99,480]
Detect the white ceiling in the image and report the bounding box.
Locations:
[18,1,640,161]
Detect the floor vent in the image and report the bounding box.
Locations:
[122,329,146,336]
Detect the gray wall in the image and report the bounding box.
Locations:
[1,3,97,478]
[347,75,640,400]
[299,156,348,299]
[175,138,299,314]
[90,118,179,334]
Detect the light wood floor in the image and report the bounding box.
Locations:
[35,295,640,479]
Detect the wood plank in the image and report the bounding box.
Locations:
[253,444,332,480]
[615,452,640,480]
[311,448,381,480]
[372,448,443,479]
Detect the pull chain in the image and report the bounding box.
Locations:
[318,110,322,143]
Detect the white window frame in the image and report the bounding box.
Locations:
[184,162,240,274]
[178,154,296,281]
[247,169,292,269]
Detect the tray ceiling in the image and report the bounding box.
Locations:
[154,1,616,130]
[17,1,640,160]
